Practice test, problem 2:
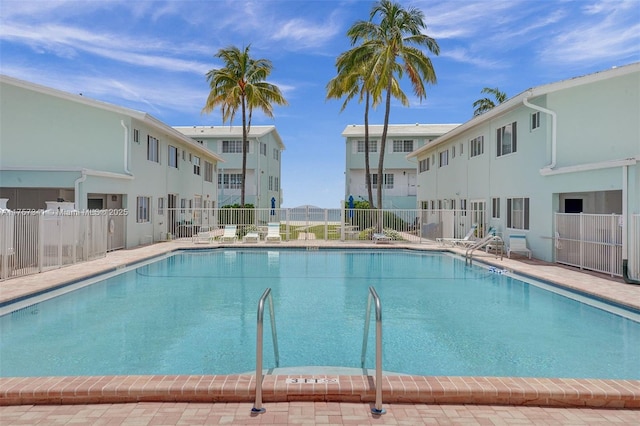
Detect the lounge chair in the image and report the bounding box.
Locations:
[193,226,214,244]
[437,224,477,247]
[372,233,392,244]
[218,225,237,243]
[507,235,532,259]
[243,232,260,243]
[265,223,282,243]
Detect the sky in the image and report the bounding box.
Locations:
[1,0,639,208]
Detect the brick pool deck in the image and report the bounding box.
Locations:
[1,240,639,424]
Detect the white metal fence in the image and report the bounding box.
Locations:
[555,213,625,277]
[165,207,485,243]
[0,210,110,281]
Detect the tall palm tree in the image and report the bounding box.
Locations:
[327,55,377,207]
[202,45,288,207]
[342,0,439,210]
[472,87,507,116]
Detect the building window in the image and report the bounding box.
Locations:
[460,143,464,155]
[439,150,449,167]
[421,201,428,210]
[133,129,140,143]
[451,145,456,159]
[168,145,178,168]
[497,122,517,157]
[507,197,529,230]
[460,199,467,215]
[393,139,413,152]
[469,136,484,158]
[218,173,243,189]
[356,140,378,153]
[260,142,267,156]
[222,140,243,153]
[192,156,201,175]
[157,197,165,216]
[147,136,159,163]
[492,197,500,219]
[204,161,213,182]
[275,177,279,191]
[273,148,280,160]
[269,176,274,190]
[419,158,429,173]
[371,173,393,189]
[531,111,540,130]
[136,196,150,223]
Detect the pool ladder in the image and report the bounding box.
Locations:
[252,286,385,415]
[252,288,279,413]
[361,286,386,415]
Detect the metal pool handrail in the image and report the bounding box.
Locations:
[252,288,279,414]
[361,286,386,415]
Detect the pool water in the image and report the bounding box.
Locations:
[1,249,639,379]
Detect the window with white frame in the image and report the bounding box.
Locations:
[371,173,394,189]
[421,201,428,210]
[269,176,274,190]
[147,136,159,163]
[451,145,456,159]
[419,158,429,172]
[492,197,500,219]
[356,140,378,153]
[497,122,517,157]
[193,156,201,175]
[393,139,414,152]
[218,173,243,189]
[133,129,140,143]
[460,199,467,216]
[168,145,178,168]
[204,161,213,182]
[157,197,165,216]
[275,177,279,191]
[507,197,529,230]
[260,142,267,156]
[531,111,540,130]
[136,196,150,223]
[469,136,484,158]
[439,150,449,167]
[273,148,280,160]
[222,140,242,153]
[460,143,464,155]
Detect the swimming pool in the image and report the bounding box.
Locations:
[1,249,639,379]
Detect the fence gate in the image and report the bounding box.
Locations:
[555,213,623,277]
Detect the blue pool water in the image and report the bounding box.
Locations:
[1,249,639,379]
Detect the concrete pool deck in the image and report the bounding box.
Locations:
[1,240,639,423]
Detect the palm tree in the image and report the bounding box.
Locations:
[341,0,439,210]
[472,87,507,116]
[327,55,377,207]
[202,45,288,207]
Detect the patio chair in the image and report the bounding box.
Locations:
[242,231,260,243]
[372,233,392,244]
[193,226,214,244]
[218,225,237,243]
[507,234,532,259]
[265,223,282,243]
[436,224,477,247]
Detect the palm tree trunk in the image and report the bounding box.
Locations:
[377,83,392,212]
[241,96,247,207]
[364,91,374,208]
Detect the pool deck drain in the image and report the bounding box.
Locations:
[1,240,639,410]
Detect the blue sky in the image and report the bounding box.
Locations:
[1,0,639,207]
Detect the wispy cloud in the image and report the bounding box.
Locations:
[539,2,640,64]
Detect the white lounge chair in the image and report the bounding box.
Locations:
[218,225,237,243]
[265,223,282,243]
[507,234,532,259]
[193,226,214,244]
[372,233,391,244]
[243,231,260,243]
[437,224,477,247]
